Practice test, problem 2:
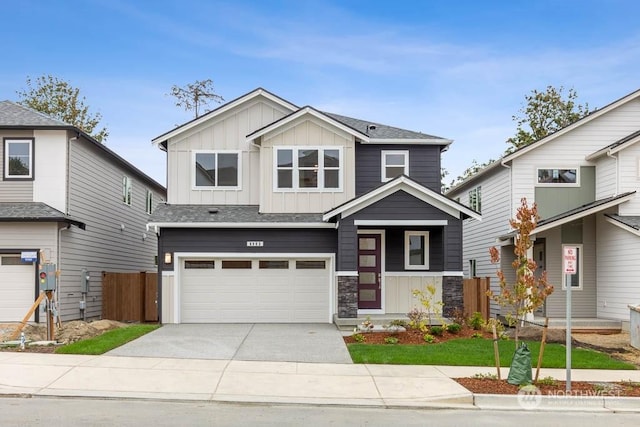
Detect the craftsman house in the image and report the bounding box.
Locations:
[0,101,165,322]
[149,88,479,324]
[447,88,640,328]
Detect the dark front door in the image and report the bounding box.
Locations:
[358,234,381,309]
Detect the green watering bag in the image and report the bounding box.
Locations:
[507,342,533,385]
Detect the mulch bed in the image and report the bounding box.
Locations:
[343,326,491,344]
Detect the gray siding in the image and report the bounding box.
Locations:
[0,129,34,201]
[159,228,338,271]
[355,143,442,195]
[60,136,165,321]
[337,217,357,271]
[535,166,595,219]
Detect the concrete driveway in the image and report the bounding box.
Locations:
[107,323,353,364]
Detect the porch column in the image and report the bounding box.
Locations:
[442,276,463,317]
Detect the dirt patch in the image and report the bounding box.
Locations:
[0,320,128,353]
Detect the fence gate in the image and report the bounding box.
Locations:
[102,272,158,322]
[463,277,490,320]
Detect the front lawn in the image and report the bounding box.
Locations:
[347,338,636,369]
[55,324,159,355]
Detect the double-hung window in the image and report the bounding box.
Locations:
[4,138,34,180]
[194,151,240,188]
[381,150,409,182]
[145,190,153,214]
[122,176,132,206]
[275,147,342,190]
[405,231,429,269]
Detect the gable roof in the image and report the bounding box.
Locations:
[0,100,73,128]
[0,101,165,193]
[323,174,481,222]
[0,202,85,229]
[586,129,640,160]
[151,88,298,146]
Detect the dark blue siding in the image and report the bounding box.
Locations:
[355,143,442,195]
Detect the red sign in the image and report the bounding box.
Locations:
[563,246,577,275]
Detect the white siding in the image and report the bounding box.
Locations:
[166,97,290,205]
[260,116,356,213]
[596,214,640,320]
[510,98,640,216]
[616,143,640,215]
[595,155,617,199]
[33,130,67,212]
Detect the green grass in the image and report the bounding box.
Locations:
[55,324,160,355]
[348,338,636,370]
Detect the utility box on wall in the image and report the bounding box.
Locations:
[39,263,56,291]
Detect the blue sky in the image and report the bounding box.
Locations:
[2,0,640,186]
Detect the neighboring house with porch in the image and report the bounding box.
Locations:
[447,88,640,329]
[149,88,479,325]
[0,101,165,322]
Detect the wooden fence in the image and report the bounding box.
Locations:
[102,272,158,322]
[463,277,490,320]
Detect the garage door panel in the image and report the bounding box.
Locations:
[181,257,330,323]
[0,257,35,322]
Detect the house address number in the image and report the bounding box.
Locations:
[246,241,264,247]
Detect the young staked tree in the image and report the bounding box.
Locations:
[488,198,554,345]
[506,85,590,153]
[169,79,224,118]
[17,75,108,142]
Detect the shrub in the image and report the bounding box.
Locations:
[384,337,399,345]
[449,307,467,326]
[468,312,485,330]
[446,323,462,334]
[423,334,435,343]
[536,376,557,386]
[430,326,444,336]
[352,333,366,343]
[471,332,483,339]
[407,308,426,330]
[473,372,498,380]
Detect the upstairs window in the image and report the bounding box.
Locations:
[381,150,409,182]
[194,151,240,188]
[469,186,481,212]
[122,176,132,205]
[145,190,153,214]
[4,138,34,179]
[537,168,578,185]
[275,147,342,191]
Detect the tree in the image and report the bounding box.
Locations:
[488,198,554,346]
[16,75,108,142]
[506,86,590,153]
[169,79,224,118]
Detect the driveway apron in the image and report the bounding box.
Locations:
[107,323,353,363]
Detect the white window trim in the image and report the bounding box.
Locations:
[404,230,429,270]
[192,150,242,190]
[4,139,33,179]
[273,146,343,192]
[536,167,580,187]
[381,150,409,182]
[122,176,132,206]
[562,244,583,290]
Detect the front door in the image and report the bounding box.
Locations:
[533,240,546,316]
[358,234,382,309]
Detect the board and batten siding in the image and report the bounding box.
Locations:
[596,213,640,320]
[32,130,67,213]
[509,98,640,216]
[61,138,163,321]
[450,167,510,316]
[260,116,356,213]
[0,129,34,202]
[166,97,291,205]
[616,142,640,215]
[355,143,442,195]
[385,275,442,314]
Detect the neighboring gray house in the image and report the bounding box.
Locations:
[149,88,479,324]
[0,101,165,322]
[447,88,640,328]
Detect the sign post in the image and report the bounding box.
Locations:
[563,246,577,392]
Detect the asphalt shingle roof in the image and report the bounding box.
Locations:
[0,202,85,228]
[149,204,324,224]
[604,214,640,230]
[324,112,448,141]
[0,101,71,127]
[536,192,635,228]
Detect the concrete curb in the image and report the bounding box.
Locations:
[473,394,640,413]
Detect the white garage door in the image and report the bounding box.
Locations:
[0,255,36,322]
[180,257,331,323]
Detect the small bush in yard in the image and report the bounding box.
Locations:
[430,325,444,336]
[352,333,366,343]
[446,323,462,334]
[384,337,399,344]
[471,332,483,339]
[423,334,436,343]
[407,308,427,330]
[468,312,485,330]
[536,376,557,386]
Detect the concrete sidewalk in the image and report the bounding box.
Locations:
[0,352,638,411]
